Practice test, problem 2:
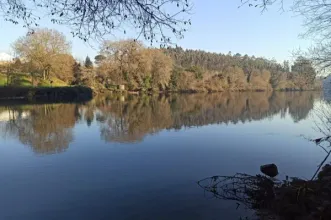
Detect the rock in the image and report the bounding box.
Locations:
[260,164,279,178]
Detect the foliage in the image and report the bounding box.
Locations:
[97,40,173,91]
[0,74,7,86]
[165,47,317,91]
[12,28,71,80]
[186,65,204,80]
[150,49,173,90]
[84,56,93,68]
[50,54,76,83]
[72,62,83,85]
[5,30,320,92]
[169,66,183,91]
[94,55,106,65]
[291,56,316,89]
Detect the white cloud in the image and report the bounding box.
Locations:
[0,52,13,61]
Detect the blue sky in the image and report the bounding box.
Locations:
[0,0,311,62]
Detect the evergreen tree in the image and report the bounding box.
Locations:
[85,56,93,68]
[73,62,83,84]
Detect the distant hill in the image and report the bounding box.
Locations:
[0,53,13,62]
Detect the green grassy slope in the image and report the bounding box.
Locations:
[0,73,68,87]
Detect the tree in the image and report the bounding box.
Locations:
[81,66,96,87]
[243,0,331,72]
[1,0,191,44]
[98,40,175,91]
[292,56,316,89]
[291,1,331,72]
[150,49,173,90]
[261,69,271,90]
[165,46,318,91]
[99,40,145,87]
[186,65,204,80]
[283,60,290,72]
[12,28,71,80]
[50,54,76,83]
[224,66,247,90]
[250,69,270,91]
[84,56,93,68]
[94,55,106,65]
[7,58,24,85]
[73,62,83,85]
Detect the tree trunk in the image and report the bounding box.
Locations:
[43,69,46,80]
[31,74,35,87]
[6,72,10,86]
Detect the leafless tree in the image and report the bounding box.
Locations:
[240,0,285,12]
[242,0,331,72]
[0,0,192,44]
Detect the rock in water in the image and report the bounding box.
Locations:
[260,164,279,177]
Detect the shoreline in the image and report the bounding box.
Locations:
[0,86,93,103]
[0,86,322,103]
[107,88,322,95]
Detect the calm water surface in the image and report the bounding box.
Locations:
[0,92,329,220]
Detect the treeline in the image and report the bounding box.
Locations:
[0,28,321,92]
[0,92,321,153]
[165,48,319,91]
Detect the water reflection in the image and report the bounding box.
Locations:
[0,104,78,154]
[0,92,321,154]
[198,97,331,220]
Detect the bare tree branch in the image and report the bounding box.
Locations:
[0,0,192,44]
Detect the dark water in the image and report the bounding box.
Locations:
[0,92,329,220]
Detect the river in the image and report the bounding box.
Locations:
[0,92,329,220]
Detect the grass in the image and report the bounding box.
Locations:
[8,73,32,87]
[0,73,68,87]
[38,77,68,87]
[0,74,7,86]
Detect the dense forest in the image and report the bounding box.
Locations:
[0,91,320,153]
[0,29,321,92]
[165,48,319,91]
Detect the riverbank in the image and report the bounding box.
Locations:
[103,87,322,95]
[198,162,331,220]
[0,86,93,102]
[0,84,322,104]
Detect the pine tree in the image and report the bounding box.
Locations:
[84,56,93,68]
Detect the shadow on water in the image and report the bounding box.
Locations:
[197,99,331,220]
[0,91,321,154]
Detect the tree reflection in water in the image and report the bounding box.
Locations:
[0,91,321,154]
[0,104,79,154]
